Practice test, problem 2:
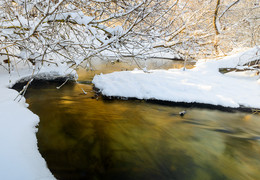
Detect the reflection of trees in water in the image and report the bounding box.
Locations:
[27,83,260,180]
[56,104,200,180]
[220,136,260,180]
[36,98,209,179]
[64,120,113,179]
[223,136,257,159]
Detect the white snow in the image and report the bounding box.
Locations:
[93,46,260,108]
[0,43,259,179]
[0,63,76,179]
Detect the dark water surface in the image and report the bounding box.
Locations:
[21,61,260,180]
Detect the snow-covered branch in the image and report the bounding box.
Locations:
[218,0,241,20]
[0,0,258,72]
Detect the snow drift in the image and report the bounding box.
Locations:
[93,46,260,109]
[0,64,76,180]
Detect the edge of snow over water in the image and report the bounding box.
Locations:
[93,46,260,109]
[0,64,76,180]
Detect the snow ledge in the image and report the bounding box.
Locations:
[93,47,260,109]
[0,66,76,180]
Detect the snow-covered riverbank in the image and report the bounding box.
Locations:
[93,47,260,109]
[0,46,259,179]
[0,65,75,180]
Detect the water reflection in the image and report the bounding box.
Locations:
[20,60,260,180]
[22,81,260,180]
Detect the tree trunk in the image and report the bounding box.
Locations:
[213,0,221,55]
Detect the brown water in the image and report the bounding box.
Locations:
[21,60,260,180]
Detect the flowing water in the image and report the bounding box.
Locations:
[18,60,260,180]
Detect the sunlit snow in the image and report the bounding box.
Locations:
[93,47,260,108]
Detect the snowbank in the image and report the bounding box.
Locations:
[93,46,260,108]
[0,64,76,180]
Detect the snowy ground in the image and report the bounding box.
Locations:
[0,64,75,180]
[93,46,260,109]
[0,46,259,179]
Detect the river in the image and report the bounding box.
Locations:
[16,59,260,180]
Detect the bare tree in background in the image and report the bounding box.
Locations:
[0,0,182,72]
[0,0,259,74]
[210,0,259,56]
[155,0,259,58]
